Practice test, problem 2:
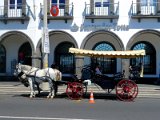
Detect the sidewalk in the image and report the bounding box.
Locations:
[0,81,160,98]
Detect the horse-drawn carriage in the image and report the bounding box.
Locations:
[14,48,145,102]
[67,48,145,101]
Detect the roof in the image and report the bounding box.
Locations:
[69,48,146,58]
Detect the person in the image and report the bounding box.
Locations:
[19,52,24,63]
[94,63,109,79]
[95,63,102,75]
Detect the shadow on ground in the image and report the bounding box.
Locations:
[12,92,121,101]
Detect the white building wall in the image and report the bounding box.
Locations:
[0,0,159,49]
[0,0,160,79]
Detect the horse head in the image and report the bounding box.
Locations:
[14,63,22,76]
[14,63,29,87]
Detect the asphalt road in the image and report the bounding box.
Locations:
[1,82,160,120]
[0,93,160,120]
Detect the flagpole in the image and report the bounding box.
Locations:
[42,0,49,68]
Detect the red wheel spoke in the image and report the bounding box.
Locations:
[66,82,84,100]
[116,80,138,101]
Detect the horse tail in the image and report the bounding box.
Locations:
[52,69,62,81]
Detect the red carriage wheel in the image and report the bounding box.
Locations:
[116,79,138,101]
[66,82,84,100]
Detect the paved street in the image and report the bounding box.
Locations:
[0,81,160,120]
[0,81,160,99]
[0,89,160,120]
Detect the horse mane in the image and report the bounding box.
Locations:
[21,64,38,71]
[19,63,62,81]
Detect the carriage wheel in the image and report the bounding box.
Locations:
[66,82,84,100]
[116,79,138,101]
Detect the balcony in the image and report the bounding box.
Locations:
[40,3,74,23]
[131,2,160,22]
[84,2,119,23]
[0,5,30,24]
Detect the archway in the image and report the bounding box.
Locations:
[131,41,156,74]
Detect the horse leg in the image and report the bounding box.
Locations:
[54,82,58,96]
[35,82,41,95]
[51,81,58,99]
[28,78,36,98]
[47,78,54,99]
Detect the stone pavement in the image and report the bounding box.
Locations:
[0,81,160,98]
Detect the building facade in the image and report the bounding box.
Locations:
[0,0,160,83]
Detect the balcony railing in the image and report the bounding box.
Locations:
[84,2,119,23]
[131,2,160,22]
[0,5,30,24]
[40,3,74,23]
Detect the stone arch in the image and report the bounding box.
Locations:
[127,29,160,50]
[80,30,124,74]
[36,30,78,50]
[81,30,124,51]
[0,31,34,52]
[0,31,34,74]
[35,30,78,68]
[127,29,160,78]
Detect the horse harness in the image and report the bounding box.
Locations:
[17,66,52,83]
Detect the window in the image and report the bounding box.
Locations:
[9,0,22,9]
[131,42,156,74]
[51,0,66,16]
[0,45,6,73]
[55,42,75,74]
[52,0,65,9]
[141,0,156,6]
[92,42,116,74]
[17,0,22,9]
[140,0,157,14]
[8,0,23,17]
[94,0,110,15]
[10,0,15,9]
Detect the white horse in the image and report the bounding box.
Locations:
[14,63,62,98]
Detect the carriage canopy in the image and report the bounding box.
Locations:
[69,48,145,58]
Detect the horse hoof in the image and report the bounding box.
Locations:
[47,96,50,99]
[29,96,33,99]
[51,96,54,99]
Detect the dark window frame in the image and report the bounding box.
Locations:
[92,41,116,74]
[0,45,6,73]
[130,41,156,74]
[54,42,75,74]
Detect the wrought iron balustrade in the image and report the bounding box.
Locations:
[131,2,160,22]
[84,2,119,23]
[0,5,30,24]
[40,3,74,23]
[131,2,160,15]
[0,5,29,18]
[85,2,119,16]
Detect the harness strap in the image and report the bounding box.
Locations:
[18,72,25,77]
